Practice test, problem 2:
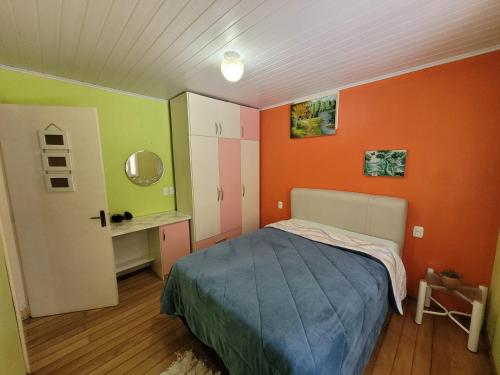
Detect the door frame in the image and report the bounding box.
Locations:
[0,149,29,317]
[0,170,30,373]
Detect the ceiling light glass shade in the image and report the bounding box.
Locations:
[221,51,244,82]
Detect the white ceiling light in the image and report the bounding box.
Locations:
[221,51,244,82]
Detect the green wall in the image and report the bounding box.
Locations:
[0,67,174,217]
[0,234,26,374]
[487,230,500,370]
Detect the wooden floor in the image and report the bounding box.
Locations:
[23,269,494,375]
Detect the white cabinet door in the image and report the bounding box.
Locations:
[187,93,218,137]
[0,104,118,317]
[217,100,240,139]
[241,140,260,234]
[190,136,221,241]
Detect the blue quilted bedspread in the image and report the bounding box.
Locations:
[161,228,391,375]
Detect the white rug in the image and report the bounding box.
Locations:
[161,351,221,375]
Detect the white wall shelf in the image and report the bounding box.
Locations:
[115,255,154,276]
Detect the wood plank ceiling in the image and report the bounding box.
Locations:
[0,0,499,108]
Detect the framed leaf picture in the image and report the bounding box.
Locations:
[364,150,407,177]
[290,94,337,138]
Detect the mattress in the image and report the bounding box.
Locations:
[161,225,400,374]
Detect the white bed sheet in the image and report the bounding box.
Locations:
[290,219,401,255]
[267,218,407,314]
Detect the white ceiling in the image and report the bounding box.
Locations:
[0,0,499,108]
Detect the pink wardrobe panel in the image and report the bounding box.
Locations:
[218,138,242,233]
[240,107,259,140]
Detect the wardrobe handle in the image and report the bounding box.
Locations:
[242,184,245,197]
[220,187,224,201]
[214,122,218,135]
[163,232,166,241]
[217,187,221,201]
[218,123,222,136]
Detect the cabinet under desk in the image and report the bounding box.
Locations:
[110,211,191,278]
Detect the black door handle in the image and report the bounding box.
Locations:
[90,210,107,227]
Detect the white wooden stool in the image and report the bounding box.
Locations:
[415,267,488,352]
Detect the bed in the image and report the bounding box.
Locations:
[161,188,408,374]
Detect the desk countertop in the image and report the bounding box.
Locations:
[110,211,190,237]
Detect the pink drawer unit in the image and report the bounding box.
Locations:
[160,220,191,275]
[194,228,242,251]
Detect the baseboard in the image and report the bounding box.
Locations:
[489,350,498,375]
[20,305,30,320]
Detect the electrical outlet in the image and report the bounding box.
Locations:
[278,201,283,209]
[413,226,424,238]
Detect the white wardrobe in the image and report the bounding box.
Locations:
[170,92,259,250]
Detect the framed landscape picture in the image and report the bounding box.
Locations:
[364,149,407,177]
[290,94,337,138]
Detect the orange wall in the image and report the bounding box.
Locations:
[260,51,500,297]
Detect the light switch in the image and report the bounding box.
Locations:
[169,186,175,195]
[413,226,424,238]
[278,201,283,209]
[162,187,170,196]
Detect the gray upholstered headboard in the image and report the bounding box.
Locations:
[291,188,408,251]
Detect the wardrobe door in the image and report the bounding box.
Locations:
[241,140,260,234]
[217,100,240,139]
[218,139,242,233]
[187,93,218,137]
[240,106,259,140]
[190,136,221,241]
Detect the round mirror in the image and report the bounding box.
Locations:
[125,150,164,186]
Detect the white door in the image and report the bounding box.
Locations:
[217,100,241,139]
[0,104,118,317]
[241,140,260,234]
[190,135,221,241]
[187,93,218,137]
